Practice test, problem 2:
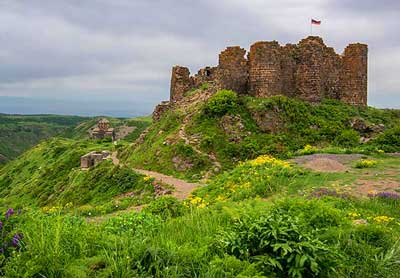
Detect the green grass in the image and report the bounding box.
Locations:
[122,90,399,180]
[121,109,212,181]
[1,91,400,276]
[0,114,88,163]
[3,194,400,277]
[0,138,154,210]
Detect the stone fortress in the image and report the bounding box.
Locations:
[154,36,367,120]
[89,118,115,141]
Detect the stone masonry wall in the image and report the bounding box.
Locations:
[340,43,368,106]
[217,46,248,94]
[170,66,193,102]
[167,36,367,108]
[248,41,283,97]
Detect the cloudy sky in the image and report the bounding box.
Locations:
[0,0,399,116]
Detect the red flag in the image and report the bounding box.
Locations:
[311,19,321,25]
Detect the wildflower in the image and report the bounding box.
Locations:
[373,215,394,223]
[12,233,23,247]
[367,190,378,197]
[143,176,151,182]
[5,208,14,219]
[248,155,291,168]
[215,195,227,202]
[0,221,2,230]
[348,212,361,219]
[370,191,400,200]
[355,159,378,169]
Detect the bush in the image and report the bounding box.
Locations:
[216,210,341,277]
[369,126,400,152]
[355,159,378,168]
[334,129,360,148]
[144,196,185,219]
[204,90,238,116]
[193,155,300,203]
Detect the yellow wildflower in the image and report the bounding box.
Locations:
[348,212,360,219]
[215,195,227,202]
[248,155,291,169]
[143,176,151,182]
[373,215,394,223]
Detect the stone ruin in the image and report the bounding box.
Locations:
[153,36,368,121]
[80,151,110,169]
[90,118,116,141]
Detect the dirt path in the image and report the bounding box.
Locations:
[110,151,120,165]
[133,168,200,200]
[111,152,200,200]
[178,111,221,179]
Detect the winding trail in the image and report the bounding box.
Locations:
[133,168,200,200]
[178,111,221,179]
[111,152,201,200]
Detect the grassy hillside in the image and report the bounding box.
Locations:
[0,138,155,213]
[1,153,399,277]
[0,92,399,276]
[0,114,152,166]
[0,114,88,164]
[121,89,400,180]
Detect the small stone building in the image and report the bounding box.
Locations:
[80,151,110,169]
[90,118,115,141]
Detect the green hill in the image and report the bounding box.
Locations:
[121,89,400,181]
[0,114,152,166]
[0,93,400,277]
[0,138,155,213]
[0,114,88,164]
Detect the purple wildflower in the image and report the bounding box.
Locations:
[0,221,3,230]
[369,191,400,200]
[12,233,23,248]
[5,208,14,219]
[309,188,351,199]
[0,247,3,253]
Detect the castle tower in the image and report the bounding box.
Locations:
[294,36,326,103]
[340,43,368,106]
[217,46,248,94]
[248,41,283,97]
[170,66,193,102]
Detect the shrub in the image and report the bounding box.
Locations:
[297,144,318,155]
[204,90,238,116]
[369,126,400,152]
[334,129,360,148]
[144,196,185,219]
[193,155,300,203]
[216,211,341,277]
[355,159,378,168]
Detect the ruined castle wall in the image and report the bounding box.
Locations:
[170,66,193,102]
[322,47,342,100]
[340,43,368,106]
[192,66,218,88]
[166,36,367,109]
[294,37,325,103]
[217,47,248,94]
[248,41,283,97]
[280,44,297,98]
